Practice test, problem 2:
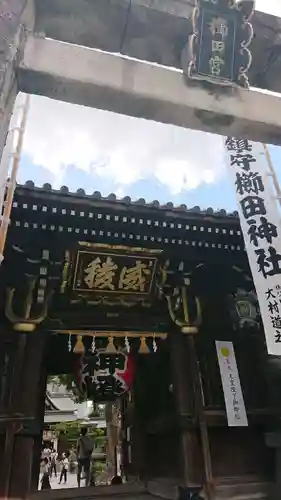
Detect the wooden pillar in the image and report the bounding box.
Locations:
[169,329,200,486]
[186,335,213,499]
[120,395,131,479]
[0,333,26,500]
[31,365,47,492]
[126,389,145,480]
[131,420,145,479]
[6,332,47,500]
[105,403,118,478]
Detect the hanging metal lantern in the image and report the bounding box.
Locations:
[228,289,260,329]
[74,348,135,402]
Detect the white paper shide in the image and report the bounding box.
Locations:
[225,138,281,355]
[216,341,248,427]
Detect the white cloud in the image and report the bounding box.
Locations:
[256,0,281,16]
[22,95,225,195]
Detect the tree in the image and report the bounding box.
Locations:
[50,421,106,449]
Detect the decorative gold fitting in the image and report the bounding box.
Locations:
[181,326,198,334]
[166,284,202,334]
[78,242,162,256]
[13,323,37,332]
[60,250,70,293]
[5,278,53,332]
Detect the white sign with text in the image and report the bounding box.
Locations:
[216,340,248,427]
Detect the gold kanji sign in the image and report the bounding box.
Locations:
[72,249,158,296]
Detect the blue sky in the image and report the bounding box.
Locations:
[16,0,281,212]
[19,151,238,210]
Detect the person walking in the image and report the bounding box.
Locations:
[59,452,69,484]
[41,458,51,490]
[77,427,94,487]
[50,448,58,477]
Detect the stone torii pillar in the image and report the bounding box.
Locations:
[0,0,33,163]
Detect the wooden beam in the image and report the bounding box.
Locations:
[19,35,281,145]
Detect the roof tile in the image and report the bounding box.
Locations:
[21,181,239,219]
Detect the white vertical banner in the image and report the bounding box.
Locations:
[0,92,27,218]
[216,341,248,427]
[224,138,281,355]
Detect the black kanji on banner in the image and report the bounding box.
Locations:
[235,172,264,196]
[256,247,281,279]
[265,286,281,344]
[247,217,277,247]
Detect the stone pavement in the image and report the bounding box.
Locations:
[39,472,80,490]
